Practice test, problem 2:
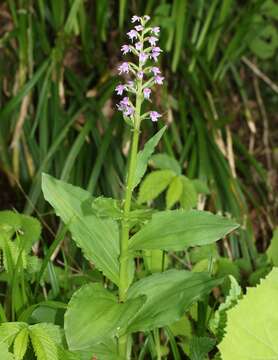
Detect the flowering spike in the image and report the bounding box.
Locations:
[116,15,164,124]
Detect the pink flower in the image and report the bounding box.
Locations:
[154,75,164,85]
[135,25,144,32]
[131,15,141,23]
[151,27,160,36]
[150,111,161,122]
[117,97,134,117]
[151,67,161,76]
[115,84,126,95]
[127,29,138,41]
[121,45,131,55]
[150,47,162,62]
[137,71,144,79]
[118,62,129,74]
[143,88,151,99]
[148,36,158,46]
[139,52,148,64]
[135,42,143,51]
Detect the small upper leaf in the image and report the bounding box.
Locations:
[133,126,167,189]
[138,170,175,204]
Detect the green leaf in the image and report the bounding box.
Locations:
[13,327,29,360]
[180,177,198,210]
[0,342,15,360]
[218,268,278,359]
[150,153,181,175]
[129,210,239,251]
[249,21,278,59]
[91,197,122,220]
[189,336,215,360]
[138,170,175,204]
[166,176,183,209]
[126,269,222,332]
[29,323,61,360]
[42,174,120,285]
[209,276,242,340]
[267,228,278,266]
[192,179,210,195]
[0,211,41,252]
[133,126,167,189]
[0,323,27,347]
[65,283,145,351]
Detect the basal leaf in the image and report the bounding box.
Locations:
[218,268,278,359]
[138,170,175,204]
[129,210,239,251]
[42,174,120,285]
[133,126,167,189]
[126,269,222,332]
[65,283,145,351]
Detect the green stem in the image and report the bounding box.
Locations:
[118,75,143,357]
[154,328,162,360]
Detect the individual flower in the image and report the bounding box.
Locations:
[135,42,143,51]
[135,25,144,32]
[154,75,164,85]
[137,71,144,79]
[117,97,134,117]
[151,27,160,35]
[150,111,161,122]
[127,29,138,41]
[151,66,161,76]
[143,88,151,99]
[148,36,158,46]
[150,46,162,62]
[115,84,127,95]
[143,15,150,21]
[139,52,148,64]
[118,62,129,74]
[121,45,131,55]
[123,106,134,117]
[131,15,141,23]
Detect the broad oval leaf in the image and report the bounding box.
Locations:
[138,170,175,204]
[42,174,120,285]
[65,283,145,351]
[126,269,222,332]
[218,268,278,359]
[129,210,239,251]
[166,176,183,209]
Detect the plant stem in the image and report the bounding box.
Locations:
[118,76,143,357]
[154,328,162,360]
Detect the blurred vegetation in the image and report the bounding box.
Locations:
[0,0,277,278]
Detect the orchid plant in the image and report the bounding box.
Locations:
[41,15,239,360]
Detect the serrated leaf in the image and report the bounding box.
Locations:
[0,322,27,347]
[138,170,175,204]
[65,283,145,351]
[13,327,29,360]
[42,174,120,285]
[189,336,216,360]
[218,268,278,359]
[180,177,198,210]
[29,323,61,360]
[129,210,239,251]
[126,269,222,332]
[210,276,242,340]
[0,211,41,252]
[0,342,15,360]
[133,126,167,189]
[150,153,181,175]
[166,176,183,209]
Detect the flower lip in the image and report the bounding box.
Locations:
[135,25,144,32]
[115,84,127,95]
[131,15,141,23]
[151,66,161,75]
[143,88,151,99]
[151,27,160,35]
[148,36,158,46]
[118,62,129,74]
[154,75,164,85]
[121,45,131,55]
[127,29,138,41]
[150,111,161,122]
